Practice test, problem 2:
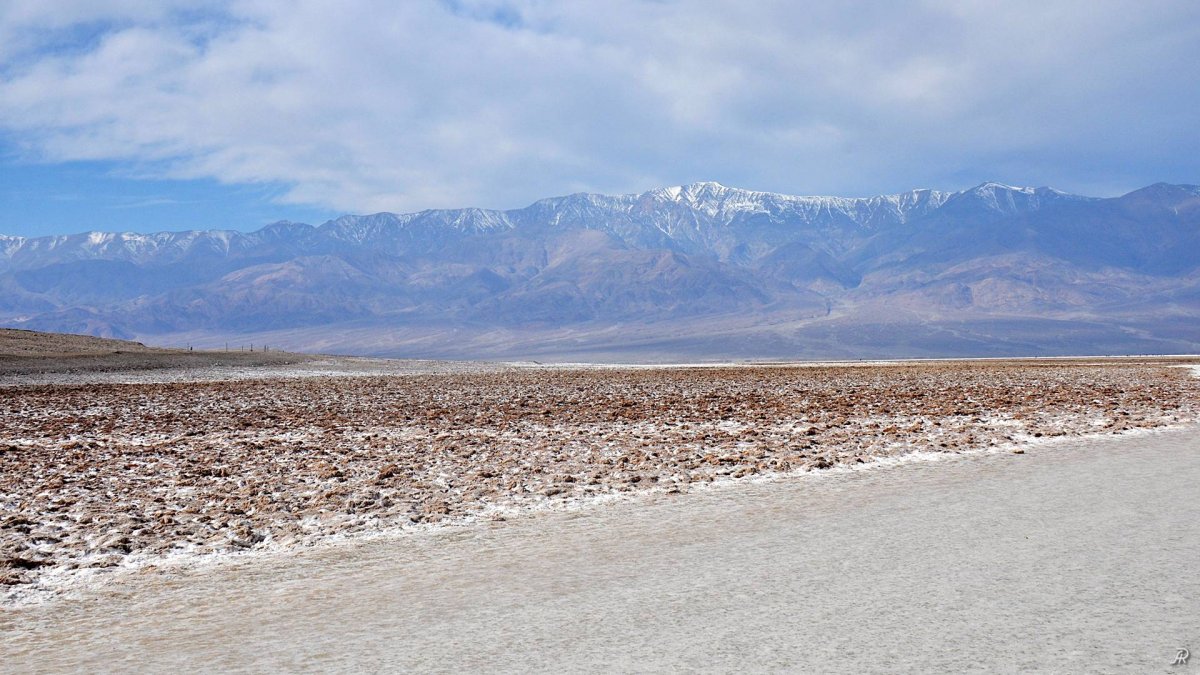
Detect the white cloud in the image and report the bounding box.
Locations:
[0,0,1197,213]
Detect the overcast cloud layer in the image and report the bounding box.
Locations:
[1,0,1198,215]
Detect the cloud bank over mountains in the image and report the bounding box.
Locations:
[2,1,1199,218]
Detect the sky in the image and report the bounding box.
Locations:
[1,0,1198,237]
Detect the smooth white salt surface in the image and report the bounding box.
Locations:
[2,427,1198,673]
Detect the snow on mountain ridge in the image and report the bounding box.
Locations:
[948,181,1096,215]
[318,208,516,243]
[2,179,1197,362]
[632,181,955,228]
[0,181,1136,270]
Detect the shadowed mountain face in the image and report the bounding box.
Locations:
[1,181,1197,360]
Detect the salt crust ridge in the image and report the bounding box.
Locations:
[6,416,1195,608]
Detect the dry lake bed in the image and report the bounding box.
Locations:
[2,352,1198,672]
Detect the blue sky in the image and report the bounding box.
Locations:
[0,160,338,235]
[1,0,1198,237]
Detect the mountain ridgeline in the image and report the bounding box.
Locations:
[1,181,1197,360]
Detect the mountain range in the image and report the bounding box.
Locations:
[1,181,1197,360]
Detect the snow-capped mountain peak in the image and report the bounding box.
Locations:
[0,180,1196,360]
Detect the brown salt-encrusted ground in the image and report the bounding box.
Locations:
[2,360,1198,598]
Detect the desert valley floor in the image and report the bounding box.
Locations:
[2,339,1200,671]
[2,350,1197,602]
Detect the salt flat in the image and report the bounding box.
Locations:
[4,361,1196,599]
[2,427,1198,673]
